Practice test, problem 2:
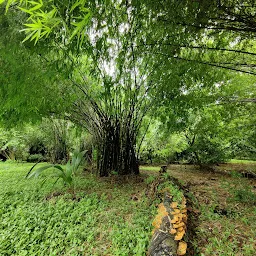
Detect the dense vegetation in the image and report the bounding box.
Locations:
[0,0,255,255]
[0,162,155,255]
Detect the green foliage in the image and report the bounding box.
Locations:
[139,121,188,164]
[168,184,184,205]
[0,119,90,164]
[225,175,256,204]
[158,181,184,205]
[145,175,156,185]
[38,119,73,164]
[0,127,29,160]
[27,153,44,162]
[111,220,150,256]
[187,135,229,164]
[0,163,105,255]
[0,5,69,126]
[179,106,232,164]
[1,0,256,172]
[233,187,256,204]
[0,162,155,255]
[1,0,92,45]
[27,150,86,187]
[230,170,243,178]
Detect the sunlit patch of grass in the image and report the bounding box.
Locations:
[0,162,156,255]
[140,165,161,172]
[228,159,256,164]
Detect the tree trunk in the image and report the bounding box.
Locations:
[96,119,139,177]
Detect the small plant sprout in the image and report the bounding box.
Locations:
[26,150,86,189]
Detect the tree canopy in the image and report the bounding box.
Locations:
[1,0,255,174]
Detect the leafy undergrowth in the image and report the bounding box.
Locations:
[141,164,256,255]
[0,162,155,256]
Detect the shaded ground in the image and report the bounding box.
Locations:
[141,164,256,255]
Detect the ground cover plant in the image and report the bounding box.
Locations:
[0,162,156,256]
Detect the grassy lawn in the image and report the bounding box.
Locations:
[0,162,155,256]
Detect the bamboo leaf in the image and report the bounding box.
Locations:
[18,6,33,14]
[21,29,37,43]
[27,1,42,12]
[5,0,16,13]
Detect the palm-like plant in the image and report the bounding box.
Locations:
[26,150,86,188]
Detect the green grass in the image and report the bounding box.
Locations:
[140,166,160,172]
[196,207,256,255]
[228,159,256,164]
[192,176,256,256]
[0,162,155,256]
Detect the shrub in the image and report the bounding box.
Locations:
[27,154,45,162]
